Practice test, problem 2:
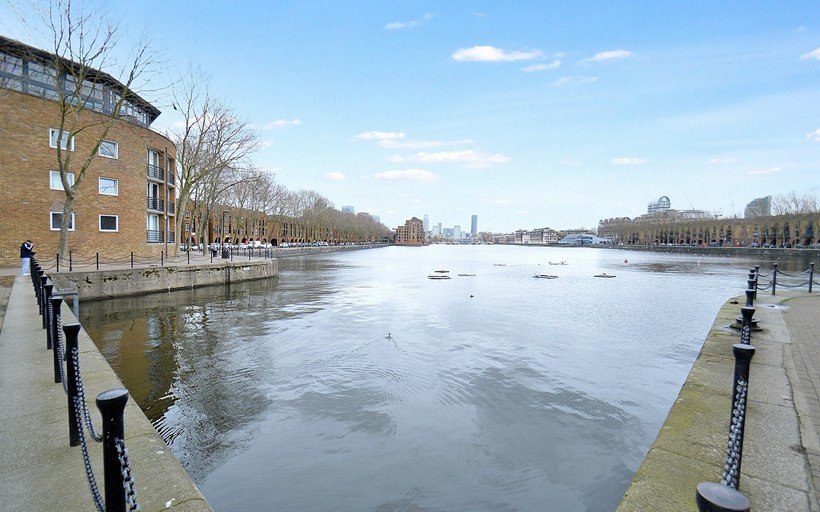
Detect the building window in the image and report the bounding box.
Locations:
[49,129,74,150]
[49,170,75,190]
[99,177,119,195]
[50,211,75,231]
[99,214,118,232]
[98,140,118,159]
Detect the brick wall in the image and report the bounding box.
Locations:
[0,89,176,266]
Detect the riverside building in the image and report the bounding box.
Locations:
[0,35,176,266]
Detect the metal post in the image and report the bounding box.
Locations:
[69,251,73,271]
[695,482,750,512]
[63,323,81,447]
[36,271,45,312]
[130,252,134,268]
[771,263,777,295]
[744,289,754,308]
[722,343,755,490]
[42,281,52,329]
[187,250,190,265]
[161,251,164,267]
[50,296,63,383]
[96,388,129,512]
[739,307,754,345]
[96,253,99,270]
[810,263,815,293]
[56,254,60,273]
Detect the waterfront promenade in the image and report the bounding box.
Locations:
[1,258,819,510]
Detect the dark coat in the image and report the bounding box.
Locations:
[20,242,34,259]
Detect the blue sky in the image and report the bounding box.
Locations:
[3,1,820,233]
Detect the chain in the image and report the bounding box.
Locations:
[116,438,141,511]
[56,321,68,394]
[71,349,103,442]
[721,378,748,489]
[74,396,105,512]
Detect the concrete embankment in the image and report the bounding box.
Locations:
[51,260,277,301]
[0,275,213,511]
[617,292,817,511]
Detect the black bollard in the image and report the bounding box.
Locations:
[771,263,778,295]
[96,388,130,512]
[63,323,82,447]
[810,263,815,294]
[42,283,53,330]
[739,307,754,345]
[36,271,45,313]
[695,482,750,512]
[50,296,63,383]
[722,343,756,490]
[744,289,755,308]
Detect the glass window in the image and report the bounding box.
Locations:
[99,215,118,232]
[50,211,75,231]
[99,140,118,159]
[49,170,75,190]
[98,177,118,195]
[49,129,74,150]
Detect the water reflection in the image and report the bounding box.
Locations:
[80,247,816,511]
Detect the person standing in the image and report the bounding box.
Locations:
[20,239,34,275]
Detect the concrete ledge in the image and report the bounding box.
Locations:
[617,295,813,511]
[50,260,278,301]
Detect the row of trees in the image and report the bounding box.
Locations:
[19,0,389,257]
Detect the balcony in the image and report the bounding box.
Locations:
[147,164,165,181]
[167,203,175,215]
[146,230,164,243]
[147,197,165,211]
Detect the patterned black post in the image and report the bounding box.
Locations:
[739,307,754,345]
[63,323,81,447]
[722,343,755,490]
[744,289,754,308]
[754,266,760,296]
[37,272,46,316]
[42,283,53,330]
[695,482,750,512]
[771,263,777,295]
[96,388,129,512]
[50,296,63,383]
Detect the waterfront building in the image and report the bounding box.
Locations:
[423,215,430,233]
[558,233,611,245]
[471,215,478,234]
[341,206,354,214]
[0,35,176,265]
[395,217,426,245]
[745,196,772,218]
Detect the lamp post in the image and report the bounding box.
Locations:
[221,210,229,259]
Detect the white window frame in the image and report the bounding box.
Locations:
[98,139,118,159]
[50,211,75,231]
[49,170,75,191]
[49,128,74,150]
[98,177,119,196]
[99,214,119,232]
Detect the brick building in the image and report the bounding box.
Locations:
[395,217,426,246]
[0,35,176,266]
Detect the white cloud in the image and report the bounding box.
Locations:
[385,155,405,163]
[612,157,647,165]
[559,158,583,167]
[374,169,439,183]
[379,138,474,149]
[494,199,512,205]
[521,60,561,72]
[587,49,633,62]
[806,128,820,141]
[452,45,543,62]
[411,149,512,169]
[385,13,433,30]
[258,119,303,130]
[325,172,345,181]
[747,167,783,176]
[552,76,573,87]
[709,156,739,164]
[355,131,406,141]
[800,48,820,60]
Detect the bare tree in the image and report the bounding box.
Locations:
[17,0,157,257]
[171,70,260,254]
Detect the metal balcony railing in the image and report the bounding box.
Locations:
[147,197,164,211]
[146,230,164,243]
[147,164,164,181]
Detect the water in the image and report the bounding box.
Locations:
[80,246,810,511]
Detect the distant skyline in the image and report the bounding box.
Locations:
[3,1,819,232]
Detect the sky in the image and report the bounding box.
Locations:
[3,1,820,233]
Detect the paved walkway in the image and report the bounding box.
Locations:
[0,274,212,511]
